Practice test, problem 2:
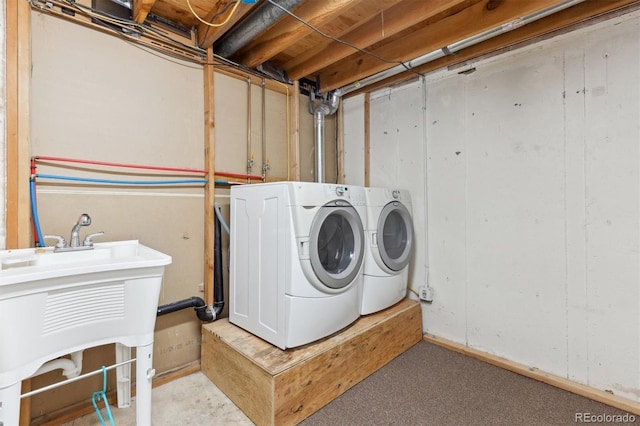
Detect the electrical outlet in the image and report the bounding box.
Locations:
[198,283,204,293]
[419,286,434,302]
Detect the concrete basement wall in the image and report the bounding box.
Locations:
[343,10,640,403]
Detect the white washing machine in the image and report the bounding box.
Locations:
[229,181,367,349]
[361,187,414,315]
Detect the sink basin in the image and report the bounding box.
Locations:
[0,240,169,284]
[0,240,171,425]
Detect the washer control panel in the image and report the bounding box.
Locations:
[323,184,366,205]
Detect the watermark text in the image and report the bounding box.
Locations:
[575,412,636,423]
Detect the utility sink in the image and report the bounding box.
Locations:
[0,239,168,281]
[0,240,171,425]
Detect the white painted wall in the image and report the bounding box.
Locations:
[344,87,430,293]
[343,93,365,186]
[344,11,640,402]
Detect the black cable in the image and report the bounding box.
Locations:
[200,1,239,47]
[55,0,206,58]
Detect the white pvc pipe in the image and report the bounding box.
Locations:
[32,350,83,379]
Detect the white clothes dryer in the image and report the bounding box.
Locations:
[229,181,367,349]
[361,187,414,315]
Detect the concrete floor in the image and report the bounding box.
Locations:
[61,372,252,426]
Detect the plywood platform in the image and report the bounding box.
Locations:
[201,298,422,426]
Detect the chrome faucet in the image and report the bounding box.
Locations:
[70,213,92,248]
[43,214,104,252]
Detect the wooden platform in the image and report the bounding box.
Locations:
[201,298,422,426]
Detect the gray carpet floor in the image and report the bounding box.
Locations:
[301,341,638,426]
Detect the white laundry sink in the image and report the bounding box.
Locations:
[0,240,171,425]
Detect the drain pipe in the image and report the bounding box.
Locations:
[339,0,585,94]
[311,89,341,183]
[32,351,83,379]
[157,208,225,321]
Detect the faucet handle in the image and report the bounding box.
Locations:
[83,232,105,247]
[43,234,66,249]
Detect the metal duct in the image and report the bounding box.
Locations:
[340,0,585,94]
[312,90,341,183]
[214,0,305,58]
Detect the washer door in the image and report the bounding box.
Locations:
[309,200,365,290]
[377,201,414,271]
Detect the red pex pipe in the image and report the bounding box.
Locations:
[34,156,208,175]
[34,156,264,180]
[215,171,263,180]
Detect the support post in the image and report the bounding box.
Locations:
[289,80,300,181]
[203,48,215,308]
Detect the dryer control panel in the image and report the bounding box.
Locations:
[386,188,409,203]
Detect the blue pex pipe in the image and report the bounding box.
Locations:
[36,174,209,185]
[30,178,45,247]
[30,174,237,248]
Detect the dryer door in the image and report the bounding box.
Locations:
[377,201,414,271]
[309,200,365,290]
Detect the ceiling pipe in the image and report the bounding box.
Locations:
[214,0,305,58]
[340,0,586,94]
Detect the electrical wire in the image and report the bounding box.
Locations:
[36,0,207,62]
[29,0,290,82]
[265,0,421,76]
[186,0,240,27]
[201,1,240,46]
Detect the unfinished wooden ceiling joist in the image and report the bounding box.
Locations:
[37,0,640,93]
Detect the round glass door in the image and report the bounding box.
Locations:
[309,200,365,290]
[377,202,414,271]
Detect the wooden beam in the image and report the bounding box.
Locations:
[6,0,31,251]
[289,81,301,181]
[424,334,640,416]
[197,1,255,49]
[281,0,405,74]
[133,0,157,24]
[203,48,215,308]
[286,0,478,81]
[7,2,33,423]
[317,0,564,92]
[233,0,366,68]
[351,0,640,95]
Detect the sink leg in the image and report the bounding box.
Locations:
[115,343,132,408]
[0,382,22,426]
[136,343,155,425]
